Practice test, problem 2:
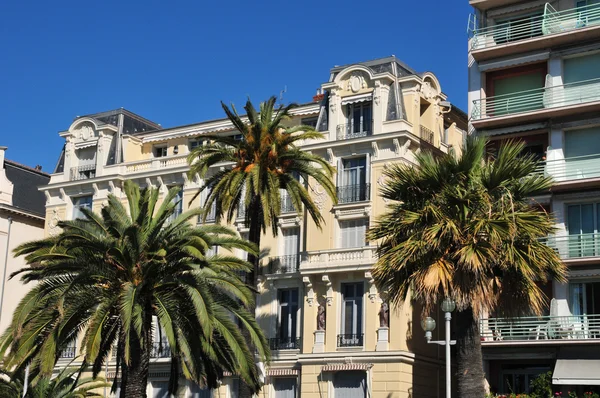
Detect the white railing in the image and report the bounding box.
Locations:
[480,313,600,342]
[116,154,189,174]
[544,233,600,260]
[300,246,377,271]
[534,153,600,183]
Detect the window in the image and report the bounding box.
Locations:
[339,157,368,203]
[282,227,300,270]
[339,219,367,249]
[273,377,297,398]
[499,367,550,394]
[333,371,366,398]
[152,381,170,398]
[301,117,318,129]
[564,128,600,179]
[188,382,212,398]
[493,12,543,44]
[566,203,600,257]
[189,139,206,151]
[229,378,239,398]
[563,53,600,106]
[570,281,600,315]
[72,195,93,220]
[276,289,299,349]
[232,134,243,142]
[340,283,364,347]
[154,146,168,158]
[168,187,183,223]
[345,103,372,138]
[206,245,218,257]
[486,64,546,116]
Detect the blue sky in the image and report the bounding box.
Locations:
[0,0,472,171]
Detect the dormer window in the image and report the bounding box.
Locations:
[337,101,372,140]
[154,145,168,158]
[189,139,206,151]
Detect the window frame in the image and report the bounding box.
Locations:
[72,195,93,220]
[340,282,364,338]
[153,145,168,158]
[338,218,368,249]
[277,288,300,343]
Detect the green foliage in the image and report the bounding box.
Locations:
[529,371,553,398]
[0,181,268,395]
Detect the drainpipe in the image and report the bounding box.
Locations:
[0,216,13,328]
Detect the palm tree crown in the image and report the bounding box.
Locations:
[1,181,268,397]
[368,137,566,396]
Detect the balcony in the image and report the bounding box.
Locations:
[336,120,373,140]
[419,125,435,145]
[269,337,300,350]
[268,255,301,274]
[337,333,364,347]
[70,164,96,181]
[59,345,76,359]
[336,184,370,204]
[545,233,600,261]
[300,246,377,274]
[534,154,600,189]
[471,77,600,129]
[469,3,600,61]
[150,342,171,358]
[480,314,600,344]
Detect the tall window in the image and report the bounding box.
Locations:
[339,219,368,249]
[72,195,93,220]
[566,203,600,258]
[346,103,372,137]
[188,382,212,398]
[168,187,183,223]
[282,227,300,271]
[570,281,600,315]
[273,377,297,398]
[154,146,168,158]
[340,283,364,347]
[339,157,368,203]
[151,381,169,398]
[333,371,366,398]
[277,288,299,349]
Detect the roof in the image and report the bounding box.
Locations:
[76,108,162,135]
[329,55,418,80]
[4,159,50,216]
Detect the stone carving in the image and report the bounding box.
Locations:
[312,183,326,211]
[47,209,61,236]
[317,304,326,330]
[420,81,436,100]
[379,302,389,328]
[75,124,94,140]
[348,73,367,93]
[377,175,389,204]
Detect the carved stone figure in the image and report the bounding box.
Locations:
[317,304,326,330]
[379,302,389,328]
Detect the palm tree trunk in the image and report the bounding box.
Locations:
[455,307,486,398]
[120,328,151,398]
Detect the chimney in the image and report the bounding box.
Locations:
[0,146,6,169]
[35,165,42,171]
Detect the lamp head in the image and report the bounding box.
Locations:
[441,298,456,313]
[421,316,436,332]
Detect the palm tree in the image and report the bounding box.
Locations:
[0,364,108,398]
[367,137,566,397]
[187,96,336,286]
[0,180,268,398]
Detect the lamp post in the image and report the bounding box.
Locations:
[422,298,456,398]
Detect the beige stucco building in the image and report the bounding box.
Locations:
[0,147,50,336]
[40,56,466,397]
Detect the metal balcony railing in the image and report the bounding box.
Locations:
[336,184,370,204]
[337,333,364,347]
[268,255,301,274]
[471,77,600,120]
[544,233,600,260]
[533,153,600,183]
[480,313,600,342]
[420,125,435,144]
[59,345,76,359]
[150,342,171,358]
[281,195,296,213]
[336,120,373,140]
[197,203,217,224]
[269,337,301,350]
[70,164,96,181]
[469,2,600,51]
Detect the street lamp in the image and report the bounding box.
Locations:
[422,298,456,398]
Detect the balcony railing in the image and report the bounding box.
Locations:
[281,195,296,213]
[337,333,364,347]
[480,314,600,342]
[533,153,600,183]
[544,233,600,260]
[269,337,301,350]
[197,203,217,223]
[70,164,96,181]
[471,77,600,120]
[336,184,370,204]
[59,345,76,359]
[420,126,435,144]
[301,246,377,272]
[336,120,373,140]
[268,255,301,274]
[150,342,171,358]
[470,2,600,51]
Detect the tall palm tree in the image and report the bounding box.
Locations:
[0,364,109,398]
[0,181,268,398]
[187,96,336,286]
[367,137,566,397]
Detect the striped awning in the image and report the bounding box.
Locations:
[268,368,300,377]
[222,371,233,377]
[322,363,373,372]
[341,93,372,106]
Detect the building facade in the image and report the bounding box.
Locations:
[0,147,50,336]
[41,57,466,397]
[468,1,600,394]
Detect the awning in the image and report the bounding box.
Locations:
[478,51,549,72]
[267,368,299,377]
[322,363,373,372]
[341,93,372,106]
[553,359,600,385]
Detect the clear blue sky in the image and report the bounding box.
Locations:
[0,0,472,172]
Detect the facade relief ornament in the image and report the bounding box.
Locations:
[377,175,389,203]
[322,275,333,306]
[348,73,367,93]
[311,183,326,211]
[303,277,314,307]
[420,81,436,100]
[47,209,61,236]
